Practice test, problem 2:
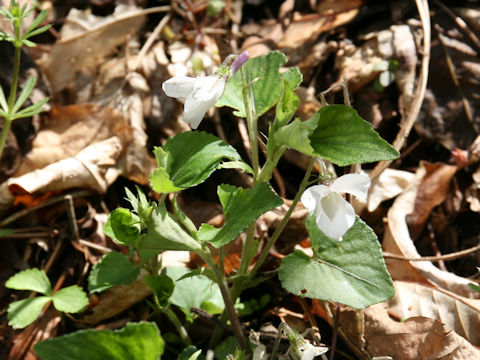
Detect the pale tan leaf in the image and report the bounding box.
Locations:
[383,164,479,297]
[363,303,480,359]
[40,5,147,92]
[367,168,416,212]
[388,281,480,346]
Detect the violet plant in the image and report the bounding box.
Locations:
[32,50,399,358]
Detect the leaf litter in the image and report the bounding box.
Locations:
[1,1,480,359]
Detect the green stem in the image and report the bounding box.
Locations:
[0,118,12,160]
[165,307,192,346]
[251,158,315,277]
[240,67,259,178]
[238,223,256,275]
[8,44,22,112]
[0,42,22,160]
[200,249,250,354]
[256,145,287,184]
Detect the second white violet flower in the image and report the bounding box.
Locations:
[301,173,371,241]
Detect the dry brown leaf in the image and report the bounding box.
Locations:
[383,164,479,298]
[0,137,125,211]
[406,162,458,239]
[40,5,147,92]
[76,277,151,326]
[363,303,480,359]
[388,280,480,346]
[15,104,131,176]
[8,306,60,360]
[336,24,417,94]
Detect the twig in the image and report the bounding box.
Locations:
[383,242,480,261]
[436,27,478,133]
[0,190,92,227]
[78,239,112,254]
[433,0,480,52]
[370,0,431,181]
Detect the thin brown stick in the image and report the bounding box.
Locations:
[383,243,480,262]
[370,0,431,181]
[433,0,480,52]
[0,190,92,227]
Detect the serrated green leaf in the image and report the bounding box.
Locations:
[165,267,224,317]
[6,268,52,295]
[12,76,36,113]
[103,208,141,245]
[308,105,399,166]
[273,118,316,156]
[197,183,283,248]
[34,322,164,360]
[274,80,300,127]
[279,217,394,309]
[139,206,202,252]
[150,132,242,194]
[217,51,287,117]
[52,285,88,313]
[8,296,51,329]
[217,160,253,174]
[172,195,197,236]
[280,67,302,90]
[144,274,175,308]
[88,252,140,293]
[0,85,8,112]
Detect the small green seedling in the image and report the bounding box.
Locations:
[6,268,88,329]
[0,0,51,158]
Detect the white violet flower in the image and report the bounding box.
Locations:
[299,341,329,360]
[162,51,249,129]
[301,173,371,240]
[162,74,226,129]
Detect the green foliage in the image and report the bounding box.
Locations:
[218,51,289,118]
[0,1,51,48]
[207,0,225,16]
[275,105,400,166]
[139,206,202,252]
[197,183,283,248]
[279,217,394,309]
[34,322,164,360]
[6,268,52,295]
[103,208,141,245]
[88,252,140,293]
[7,296,51,329]
[166,267,224,318]
[178,346,203,360]
[214,337,245,360]
[144,274,175,308]
[6,268,88,329]
[51,286,89,313]
[150,132,243,194]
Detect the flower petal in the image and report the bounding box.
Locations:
[301,185,330,215]
[162,76,197,98]
[300,342,329,360]
[316,192,355,240]
[330,173,371,201]
[183,76,226,129]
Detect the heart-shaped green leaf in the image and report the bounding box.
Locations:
[198,183,283,248]
[34,322,164,360]
[150,132,243,194]
[279,216,394,309]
